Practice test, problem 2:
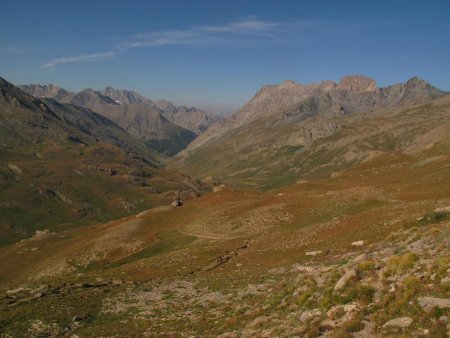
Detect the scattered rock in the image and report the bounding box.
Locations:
[352,240,364,247]
[6,287,29,295]
[441,277,450,285]
[418,297,450,309]
[171,196,183,206]
[327,303,357,317]
[382,317,413,328]
[434,205,450,213]
[7,163,22,174]
[439,315,449,323]
[334,269,357,291]
[299,309,321,323]
[305,250,323,256]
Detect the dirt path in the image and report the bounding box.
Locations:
[175,226,245,241]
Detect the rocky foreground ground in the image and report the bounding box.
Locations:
[1,208,449,337]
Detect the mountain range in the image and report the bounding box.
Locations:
[1,73,450,337]
[0,77,211,245]
[20,84,218,155]
[171,75,448,188]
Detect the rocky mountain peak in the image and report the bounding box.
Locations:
[279,80,296,88]
[405,76,431,89]
[18,83,71,100]
[337,75,377,93]
[402,76,446,99]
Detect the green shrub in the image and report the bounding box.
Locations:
[385,252,418,276]
[342,318,365,332]
[417,211,449,225]
[357,260,376,272]
[354,285,376,304]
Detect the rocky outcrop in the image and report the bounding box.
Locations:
[101,87,154,105]
[18,84,74,102]
[418,297,450,309]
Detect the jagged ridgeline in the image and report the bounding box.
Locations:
[19,84,218,155]
[0,77,212,244]
[170,75,447,189]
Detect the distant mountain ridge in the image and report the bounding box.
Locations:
[171,75,448,188]
[182,75,445,152]
[2,78,159,162]
[99,87,218,134]
[20,84,218,137]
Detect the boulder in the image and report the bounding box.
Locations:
[382,317,413,328]
[334,269,357,291]
[171,198,183,207]
[351,240,364,247]
[299,309,321,323]
[417,297,450,309]
[305,250,324,256]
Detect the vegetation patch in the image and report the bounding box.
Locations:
[417,211,449,226]
[384,252,418,276]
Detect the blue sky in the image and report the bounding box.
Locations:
[1,0,449,114]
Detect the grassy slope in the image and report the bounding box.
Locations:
[0,141,205,246]
[1,92,449,336]
[0,132,449,336]
[171,100,450,190]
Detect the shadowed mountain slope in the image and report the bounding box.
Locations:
[0,77,210,245]
[21,85,218,154]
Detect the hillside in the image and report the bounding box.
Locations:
[1,117,449,336]
[0,77,210,245]
[2,75,449,338]
[171,76,448,189]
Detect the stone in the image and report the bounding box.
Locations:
[321,319,337,328]
[441,277,450,285]
[417,297,450,309]
[352,240,365,247]
[382,317,413,328]
[334,269,357,291]
[299,309,321,323]
[6,287,29,295]
[439,315,449,323]
[305,250,323,256]
[7,163,22,174]
[434,205,450,213]
[171,197,183,206]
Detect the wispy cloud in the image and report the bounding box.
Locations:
[199,18,278,35]
[121,30,203,48]
[41,51,116,69]
[120,18,280,48]
[40,17,300,69]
